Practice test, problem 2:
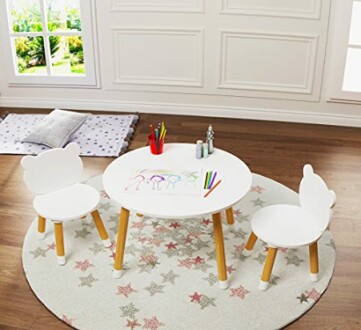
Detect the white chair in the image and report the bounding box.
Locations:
[243,164,336,290]
[21,143,111,265]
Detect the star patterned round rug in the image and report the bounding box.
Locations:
[22,174,336,330]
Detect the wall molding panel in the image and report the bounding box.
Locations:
[111,0,204,13]
[218,31,319,95]
[220,0,321,19]
[112,28,204,87]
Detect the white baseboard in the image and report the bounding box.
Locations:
[1,96,361,127]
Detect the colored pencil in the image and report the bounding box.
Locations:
[204,172,209,189]
[204,179,222,198]
[209,171,217,189]
[207,171,212,189]
[150,124,155,140]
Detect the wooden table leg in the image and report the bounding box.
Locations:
[114,207,130,278]
[91,210,111,247]
[225,207,235,231]
[212,212,228,289]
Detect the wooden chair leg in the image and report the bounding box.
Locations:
[243,231,258,256]
[259,247,278,290]
[38,216,46,239]
[91,210,111,247]
[212,212,228,289]
[309,241,319,282]
[114,207,130,278]
[54,222,65,265]
[225,207,235,231]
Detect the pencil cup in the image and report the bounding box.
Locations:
[148,135,164,155]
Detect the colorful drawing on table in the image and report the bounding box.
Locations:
[124,169,203,195]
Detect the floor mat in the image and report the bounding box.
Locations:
[0,113,139,157]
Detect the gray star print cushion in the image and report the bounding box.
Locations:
[23,109,89,148]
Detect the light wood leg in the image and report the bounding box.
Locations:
[91,210,111,247]
[259,247,278,290]
[37,216,46,239]
[309,241,319,282]
[212,212,228,289]
[54,222,65,265]
[225,208,234,225]
[243,231,258,256]
[114,207,130,278]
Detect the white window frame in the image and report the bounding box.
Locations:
[328,0,361,103]
[1,0,99,87]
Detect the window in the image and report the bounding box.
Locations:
[329,0,361,102]
[3,0,98,86]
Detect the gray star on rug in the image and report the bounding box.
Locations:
[251,198,266,207]
[161,270,180,285]
[75,227,92,239]
[99,202,112,211]
[178,245,198,257]
[231,250,247,262]
[81,219,96,230]
[206,250,216,260]
[119,303,139,319]
[254,253,267,265]
[297,293,309,303]
[79,274,98,287]
[269,274,281,286]
[89,242,106,255]
[193,239,210,250]
[30,247,47,258]
[109,225,118,235]
[163,248,180,258]
[202,273,218,287]
[232,228,247,239]
[285,253,304,266]
[138,264,154,274]
[194,262,212,273]
[125,244,139,256]
[238,214,250,223]
[199,295,216,309]
[144,282,165,296]
[151,220,160,227]
[326,239,336,250]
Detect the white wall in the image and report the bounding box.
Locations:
[1,0,361,127]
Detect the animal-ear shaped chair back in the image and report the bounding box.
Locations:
[21,143,83,195]
[299,164,336,231]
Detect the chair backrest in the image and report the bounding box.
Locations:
[21,143,83,195]
[299,164,336,231]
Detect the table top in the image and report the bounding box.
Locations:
[103,143,252,218]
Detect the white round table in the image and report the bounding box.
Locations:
[103,143,252,288]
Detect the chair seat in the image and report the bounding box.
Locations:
[251,204,324,248]
[34,183,100,221]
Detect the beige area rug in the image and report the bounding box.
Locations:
[22,174,336,330]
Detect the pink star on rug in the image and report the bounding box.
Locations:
[229,285,250,299]
[227,265,236,274]
[116,283,137,298]
[169,222,180,229]
[202,218,212,226]
[74,259,94,272]
[62,314,75,326]
[143,316,165,330]
[189,292,202,302]
[138,236,148,244]
[183,235,193,244]
[132,221,146,230]
[165,242,177,249]
[193,256,204,264]
[178,258,195,269]
[107,241,116,251]
[306,288,321,301]
[233,244,246,254]
[100,190,110,199]
[110,251,116,260]
[233,209,242,216]
[251,185,265,194]
[126,319,141,329]
[47,242,56,250]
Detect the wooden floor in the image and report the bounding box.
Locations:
[0,108,360,329]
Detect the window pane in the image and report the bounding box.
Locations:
[349,1,361,45]
[10,0,42,32]
[343,48,361,92]
[14,36,47,75]
[46,0,82,32]
[51,36,85,75]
